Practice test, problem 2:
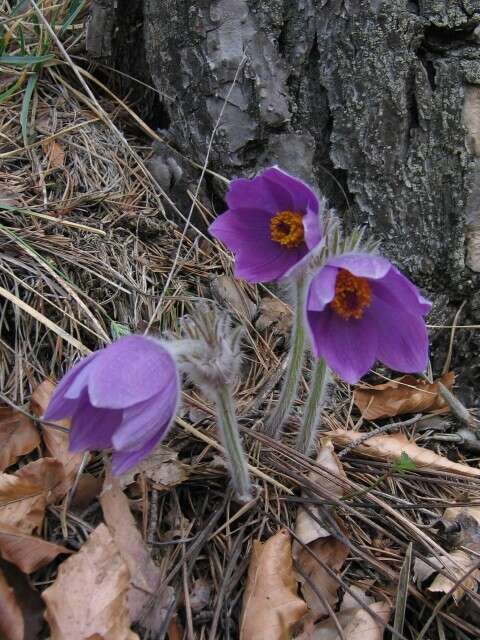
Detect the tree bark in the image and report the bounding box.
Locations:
[87,0,480,384]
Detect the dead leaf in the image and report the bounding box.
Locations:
[31,380,83,489]
[303,601,391,640]
[41,139,65,170]
[428,550,478,602]
[255,298,292,334]
[188,577,211,612]
[100,475,174,632]
[0,523,71,573]
[0,407,40,471]
[240,529,308,640]
[0,473,46,534]
[42,524,139,640]
[211,275,257,320]
[15,457,66,502]
[0,558,45,640]
[119,445,189,490]
[354,372,455,420]
[293,442,349,620]
[329,429,480,478]
[0,566,23,640]
[70,473,102,510]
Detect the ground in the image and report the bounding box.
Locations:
[2,2,480,639]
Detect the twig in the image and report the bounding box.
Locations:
[337,414,423,458]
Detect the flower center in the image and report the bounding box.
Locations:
[270,210,304,248]
[330,269,372,320]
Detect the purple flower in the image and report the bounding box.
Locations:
[209,166,322,283]
[43,336,180,475]
[305,253,431,384]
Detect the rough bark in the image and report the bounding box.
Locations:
[87,0,480,390]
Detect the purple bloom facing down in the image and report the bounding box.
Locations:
[208,166,322,283]
[305,253,431,384]
[44,336,180,475]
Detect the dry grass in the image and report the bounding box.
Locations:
[2,2,480,639]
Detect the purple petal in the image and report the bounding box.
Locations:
[327,253,391,280]
[368,290,429,373]
[112,380,178,452]
[208,208,272,254]
[307,307,378,383]
[235,241,308,283]
[43,352,98,420]
[374,267,431,316]
[88,336,176,409]
[226,168,295,213]
[69,394,122,451]
[111,432,162,476]
[307,266,338,312]
[262,167,319,214]
[302,204,323,250]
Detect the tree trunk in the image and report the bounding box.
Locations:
[87,0,480,388]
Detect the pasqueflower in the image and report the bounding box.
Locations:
[209,166,322,283]
[43,336,180,475]
[305,253,431,383]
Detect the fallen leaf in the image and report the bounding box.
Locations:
[303,601,391,640]
[293,442,349,620]
[188,577,212,612]
[15,457,66,502]
[354,372,455,420]
[42,523,138,640]
[0,558,45,640]
[0,407,40,471]
[100,474,174,632]
[240,529,308,640]
[210,275,257,321]
[119,445,189,490]
[0,473,46,534]
[329,429,480,477]
[70,473,102,510]
[31,380,83,489]
[428,550,478,602]
[255,298,292,334]
[0,523,71,573]
[0,566,23,640]
[41,139,65,170]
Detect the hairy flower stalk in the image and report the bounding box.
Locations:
[296,358,329,455]
[178,304,251,501]
[214,384,252,501]
[264,274,307,438]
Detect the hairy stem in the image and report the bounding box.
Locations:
[296,358,329,454]
[214,384,252,502]
[264,276,307,439]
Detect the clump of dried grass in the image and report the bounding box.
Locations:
[2,2,480,638]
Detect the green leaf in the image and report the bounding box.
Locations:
[110,321,131,340]
[392,452,416,473]
[60,0,86,35]
[0,77,24,105]
[0,53,54,66]
[20,73,38,146]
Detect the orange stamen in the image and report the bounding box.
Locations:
[330,269,372,320]
[270,210,304,248]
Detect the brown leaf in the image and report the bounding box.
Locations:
[0,523,71,573]
[70,473,102,510]
[41,139,65,170]
[329,429,480,478]
[0,558,45,640]
[0,473,46,534]
[304,601,391,640]
[119,445,189,490]
[0,567,23,640]
[15,457,66,502]
[188,577,212,612]
[240,529,308,640]
[353,372,455,420]
[100,475,174,632]
[42,523,139,640]
[255,298,292,334]
[0,407,40,472]
[210,275,257,321]
[293,442,349,620]
[31,380,83,490]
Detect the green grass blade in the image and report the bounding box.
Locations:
[60,0,85,35]
[20,73,38,146]
[0,77,24,104]
[0,53,54,66]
